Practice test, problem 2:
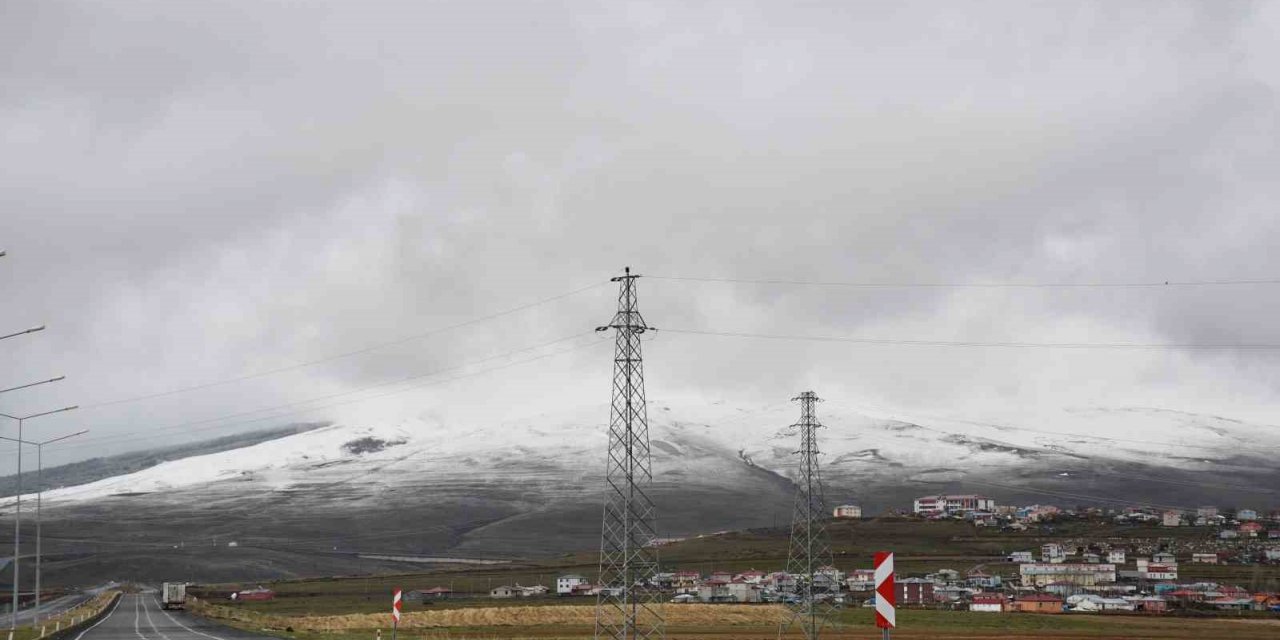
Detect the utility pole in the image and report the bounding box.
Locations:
[778,391,837,640]
[0,429,88,624]
[594,267,664,640]
[1,405,76,630]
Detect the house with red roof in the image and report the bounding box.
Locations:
[969,593,1006,612]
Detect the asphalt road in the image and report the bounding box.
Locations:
[73,594,271,640]
[14,593,94,627]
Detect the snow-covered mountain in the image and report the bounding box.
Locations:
[17,399,1279,585]
[27,398,1278,510]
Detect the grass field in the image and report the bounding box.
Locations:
[194,517,1280,616]
[188,517,1280,638]
[195,600,1280,640]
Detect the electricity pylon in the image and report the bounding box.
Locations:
[778,391,838,639]
[594,267,664,640]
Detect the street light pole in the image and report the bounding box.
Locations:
[0,430,87,625]
[0,406,77,630]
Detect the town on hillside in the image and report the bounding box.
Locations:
[378,494,1280,615]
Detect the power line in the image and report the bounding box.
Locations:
[81,280,609,410]
[663,328,1280,350]
[649,275,1280,289]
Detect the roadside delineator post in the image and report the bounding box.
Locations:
[391,588,402,640]
[875,551,896,640]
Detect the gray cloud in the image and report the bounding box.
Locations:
[2,1,1278,469]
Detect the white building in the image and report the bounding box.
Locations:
[1107,550,1126,564]
[846,569,875,591]
[1068,595,1134,612]
[1136,559,1177,581]
[1008,551,1034,563]
[1020,563,1116,588]
[1237,509,1259,521]
[913,495,996,514]
[1041,543,1066,563]
[833,505,862,519]
[556,575,588,595]
[1192,553,1219,564]
[1162,511,1182,527]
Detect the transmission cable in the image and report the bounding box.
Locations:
[80,280,608,410]
[649,275,1280,289]
[663,328,1280,350]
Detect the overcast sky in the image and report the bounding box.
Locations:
[2,1,1279,470]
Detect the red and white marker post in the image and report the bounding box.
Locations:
[874,551,896,639]
[391,588,402,640]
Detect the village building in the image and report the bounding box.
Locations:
[969,593,1006,612]
[1197,506,1219,518]
[1131,596,1168,613]
[1237,509,1259,521]
[1219,529,1239,540]
[1040,543,1067,564]
[927,569,960,584]
[896,578,935,605]
[1010,594,1063,613]
[1068,595,1134,612]
[1143,564,1178,581]
[966,570,1001,589]
[1008,551,1034,563]
[1192,553,1219,564]
[1240,522,1265,537]
[1016,505,1061,522]
[833,504,862,518]
[405,587,451,602]
[932,585,972,603]
[1019,563,1116,588]
[912,494,995,515]
[1107,550,1126,564]
[490,585,514,598]
[763,572,796,592]
[846,569,875,591]
[1152,552,1177,565]
[696,579,760,603]
[557,575,588,595]
[1161,511,1182,526]
[672,570,702,591]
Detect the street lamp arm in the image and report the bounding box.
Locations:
[39,429,89,446]
[0,325,46,341]
[21,405,79,420]
[0,376,66,395]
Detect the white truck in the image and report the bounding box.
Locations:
[161,582,187,610]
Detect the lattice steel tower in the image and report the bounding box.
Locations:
[594,267,664,640]
[779,391,838,640]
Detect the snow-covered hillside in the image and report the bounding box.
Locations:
[24,399,1280,510]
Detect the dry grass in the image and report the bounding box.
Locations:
[193,600,787,631]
